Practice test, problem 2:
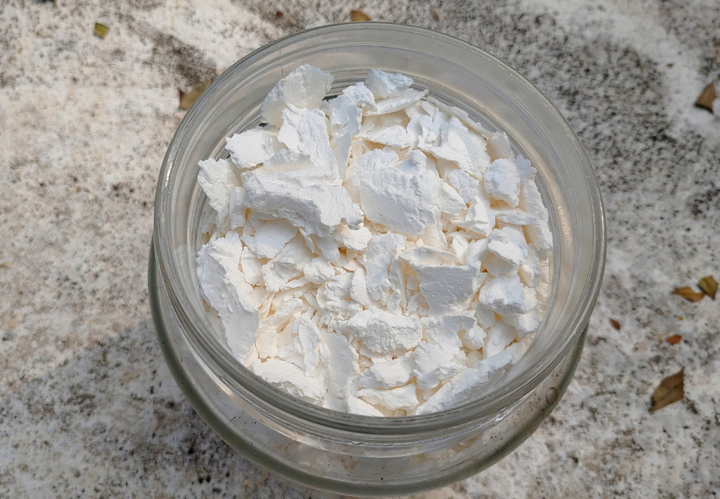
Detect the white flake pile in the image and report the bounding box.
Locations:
[195,65,553,416]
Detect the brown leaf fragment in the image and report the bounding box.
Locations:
[179,81,211,110]
[351,10,371,21]
[650,368,684,412]
[610,319,621,330]
[666,335,682,345]
[431,7,440,20]
[673,286,705,302]
[275,10,283,19]
[698,275,717,300]
[695,82,716,111]
[94,23,109,39]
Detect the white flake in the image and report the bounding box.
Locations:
[360,124,411,148]
[304,256,336,284]
[437,182,466,216]
[358,353,415,389]
[243,219,298,259]
[342,82,377,110]
[261,64,334,127]
[456,195,495,237]
[362,233,406,301]
[484,158,522,207]
[414,349,513,415]
[485,322,518,357]
[478,274,527,317]
[225,127,280,170]
[367,88,429,116]
[357,384,419,410]
[364,69,413,99]
[346,396,385,416]
[323,332,359,400]
[340,309,422,353]
[196,232,258,361]
[413,341,464,390]
[253,358,325,403]
[447,169,479,204]
[242,170,360,237]
[354,149,439,235]
[197,158,240,229]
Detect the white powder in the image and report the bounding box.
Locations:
[196,64,553,416]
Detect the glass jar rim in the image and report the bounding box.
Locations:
[153,22,605,435]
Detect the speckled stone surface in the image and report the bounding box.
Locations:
[1,0,719,497]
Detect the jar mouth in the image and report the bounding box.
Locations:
[153,22,605,435]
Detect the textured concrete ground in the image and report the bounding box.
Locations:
[1,0,719,497]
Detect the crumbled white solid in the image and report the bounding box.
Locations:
[196,66,553,416]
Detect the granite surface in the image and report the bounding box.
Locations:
[1,0,719,497]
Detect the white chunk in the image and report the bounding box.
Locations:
[261,64,334,127]
[413,341,464,390]
[505,310,541,338]
[350,269,372,308]
[519,180,553,259]
[422,314,476,351]
[197,158,240,228]
[401,248,485,315]
[484,158,522,207]
[196,232,258,361]
[364,69,413,99]
[367,89,429,116]
[338,225,373,252]
[461,324,487,349]
[243,219,298,259]
[414,349,513,415]
[304,256,336,284]
[327,94,363,137]
[362,233,406,301]
[253,358,325,403]
[261,236,314,292]
[485,322,518,357]
[447,169,479,204]
[225,127,281,171]
[359,353,415,389]
[340,309,422,353]
[428,117,491,178]
[360,124,411,148]
[228,186,247,229]
[456,195,495,237]
[242,171,360,237]
[279,106,338,171]
[293,317,322,372]
[240,247,263,286]
[342,82,377,110]
[357,384,419,411]
[354,149,439,235]
[437,182,466,216]
[346,396,385,417]
[487,226,529,269]
[323,332,359,400]
[478,274,527,317]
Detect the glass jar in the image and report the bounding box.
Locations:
[149,23,605,496]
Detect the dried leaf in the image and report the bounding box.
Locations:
[94,23,109,39]
[673,286,705,302]
[351,10,371,21]
[179,81,211,110]
[695,82,716,111]
[666,335,682,345]
[431,7,440,20]
[610,319,621,330]
[275,10,283,19]
[698,275,717,300]
[650,369,684,412]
